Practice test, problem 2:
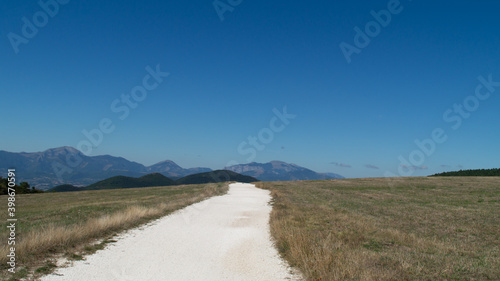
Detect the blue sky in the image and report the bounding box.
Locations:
[1,0,499,178]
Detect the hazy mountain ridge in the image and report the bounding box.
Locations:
[0,147,211,189]
[226,161,344,181]
[0,147,147,186]
[147,160,212,179]
[0,147,344,189]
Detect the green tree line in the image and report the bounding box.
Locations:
[430,168,500,177]
[0,177,43,195]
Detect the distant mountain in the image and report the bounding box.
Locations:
[147,160,212,179]
[0,147,146,189]
[226,161,344,181]
[0,147,211,190]
[85,173,175,190]
[175,170,259,185]
[0,147,344,189]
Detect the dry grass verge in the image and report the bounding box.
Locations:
[256,177,500,280]
[0,182,228,280]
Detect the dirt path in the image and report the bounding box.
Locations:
[41,183,301,281]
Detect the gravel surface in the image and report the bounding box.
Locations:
[41,183,301,281]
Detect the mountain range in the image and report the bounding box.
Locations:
[0,147,343,189]
[225,161,343,181]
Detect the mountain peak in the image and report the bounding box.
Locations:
[148,160,183,171]
[152,160,179,166]
[147,160,212,178]
[226,161,344,181]
[43,146,82,155]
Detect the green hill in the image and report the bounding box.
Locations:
[85,173,175,190]
[49,170,257,192]
[137,173,177,186]
[430,168,500,177]
[175,170,259,185]
[48,184,83,192]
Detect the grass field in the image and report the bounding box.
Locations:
[0,182,228,280]
[256,177,500,281]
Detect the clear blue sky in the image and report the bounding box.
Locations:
[1,0,499,178]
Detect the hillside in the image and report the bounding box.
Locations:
[175,170,258,185]
[50,171,256,192]
[83,173,175,190]
[430,168,500,177]
[49,174,175,192]
[85,173,175,190]
[48,184,83,192]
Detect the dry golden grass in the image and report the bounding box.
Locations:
[0,182,228,279]
[256,177,500,281]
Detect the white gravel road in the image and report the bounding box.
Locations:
[41,183,301,281]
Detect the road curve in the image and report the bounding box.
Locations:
[41,183,301,281]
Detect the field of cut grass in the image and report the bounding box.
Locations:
[256,177,500,281]
[0,182,228,280]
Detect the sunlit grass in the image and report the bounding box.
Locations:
[0,182,228,279]
[257,177,500,280]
